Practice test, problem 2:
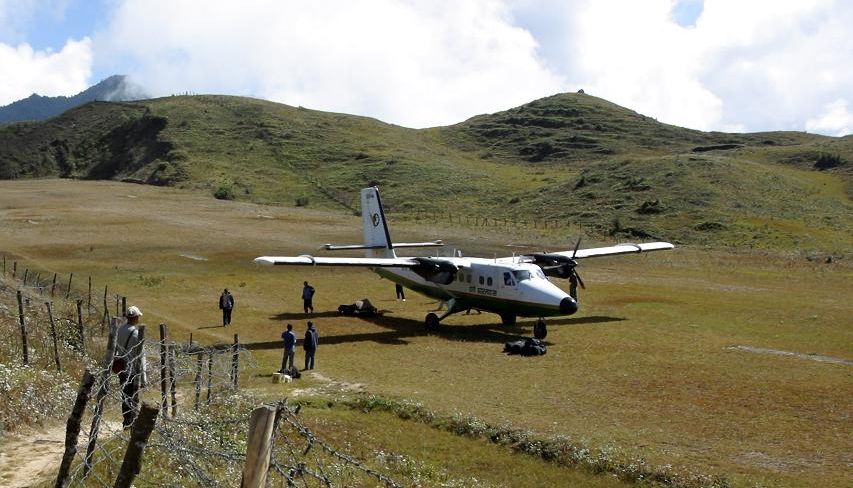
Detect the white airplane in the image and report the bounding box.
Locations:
[255,187,673,339]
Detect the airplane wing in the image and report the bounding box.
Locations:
[506,242,675,263]
[572,242,674,259]
[254,256,420,267]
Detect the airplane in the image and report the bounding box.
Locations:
[255,187,673,339]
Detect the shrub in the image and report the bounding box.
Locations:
[295,196,309,207]
[814,153,845,170]
[214,185,235,200]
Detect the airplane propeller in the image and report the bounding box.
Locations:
[526,236,586,289]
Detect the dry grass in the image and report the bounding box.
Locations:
[1,179,851,487]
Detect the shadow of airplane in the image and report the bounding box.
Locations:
[241,314,627,351]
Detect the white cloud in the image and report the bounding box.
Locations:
[94,0,564,128]
[0,37,92,105]
[563,0,723,131]
[806,99,853,136]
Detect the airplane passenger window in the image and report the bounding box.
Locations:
[487,277,493,286]
[467,275,471,283]
[478,276,484,285]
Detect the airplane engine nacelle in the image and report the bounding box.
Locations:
[411,258,458,285]
[528,253,577,279]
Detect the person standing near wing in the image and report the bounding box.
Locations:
[301,281,315,313]
[303,321,318,370]
[281,323,297,373]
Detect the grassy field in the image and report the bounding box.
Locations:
[0,179,851,487]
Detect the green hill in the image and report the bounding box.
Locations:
[0,93,850,252]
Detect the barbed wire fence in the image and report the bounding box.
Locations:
[1,257,404,487]
[55,333,403,487]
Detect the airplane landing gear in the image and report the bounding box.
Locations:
[533,319,547,339]
[500,313,516,326]
[425,312,440,331]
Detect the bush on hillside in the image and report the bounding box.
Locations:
[214,184,235,200]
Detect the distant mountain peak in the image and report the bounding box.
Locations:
[0,75,150,124]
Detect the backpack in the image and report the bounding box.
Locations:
[111,326,136,373]
[288,366,301,379]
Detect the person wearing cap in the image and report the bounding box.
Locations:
[280,323,297,373]
[219,288,234,327]
[303,321,319,370]
[116,306,146,428]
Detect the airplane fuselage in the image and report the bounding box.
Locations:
[373,258,577,318]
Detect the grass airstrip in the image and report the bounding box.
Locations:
[1,179,851,487]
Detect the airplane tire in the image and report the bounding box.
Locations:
[533,320,547,339]
[500,313,516,326]
[425,313,440,331]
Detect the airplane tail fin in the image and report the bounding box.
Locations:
[361,187,396,258]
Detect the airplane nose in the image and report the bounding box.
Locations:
[560,297,578,315]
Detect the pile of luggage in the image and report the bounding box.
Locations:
[503,338,547,356]
[338,298,381,317]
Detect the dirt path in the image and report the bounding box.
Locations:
[0,421,121,488]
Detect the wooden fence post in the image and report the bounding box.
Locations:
[159,324,168,416]
[136,326,147,388]
[12,261,16,279]
[88,276,92,315]
[17,290,29,365]
[51,273,57,297]
[232,334,240,389]
[35,273,41,294]
[113,402,160,488]
[207,353,213,404]
[102,285,109,334]
[54,370,95,488]
[240,405,277,488]
[23,268,29,287]
[194,352,204,410]
[76,300,85,351]
[65,273,72,299]
[83,320,119,477]
[168,344,177,418]
[46,302,62,373]
[121,296,126,317]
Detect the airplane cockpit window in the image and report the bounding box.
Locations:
[513,270,531,281]
[503,272,515,286]
[533,268,545,279]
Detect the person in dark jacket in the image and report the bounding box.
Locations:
[303,321,318,370]
[219,288,234,326]
[395,283,406,301]
[281,323,296,372]
[301,281,315,313]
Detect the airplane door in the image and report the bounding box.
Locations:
[500,270,517,296]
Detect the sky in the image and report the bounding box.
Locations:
[0,0,851,136]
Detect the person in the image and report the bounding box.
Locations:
[569,273,579,300]
[301,281,315,313]
[115,305,146,428]
[280,323,296,373]
[303,321,318,370]
[219,288,234,326]
[395,283,406,301]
